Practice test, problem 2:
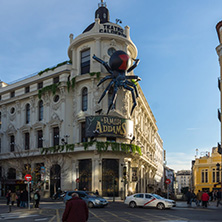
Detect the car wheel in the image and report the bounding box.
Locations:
[156,203,165,210]
[88,202,94,208]
[129,201,137,208]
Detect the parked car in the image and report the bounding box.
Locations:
[63,191,108,208]
[124,193,176,210]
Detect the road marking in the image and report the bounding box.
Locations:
[48,215,56,222]
[105,211,130,222]
[56,209,60,222]
[35,218,48,221]
[124,212,152,221]
[89,210,107,222]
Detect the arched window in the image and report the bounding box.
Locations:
[82,87,88,111]
[8,168,16,179]
[26,104,30,124]
[38,100,43,121]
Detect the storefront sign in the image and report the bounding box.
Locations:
[99,24,126,37]
[85,116,133,139]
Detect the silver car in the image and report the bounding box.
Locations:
[124,193,176,210]
[63,191,108,208]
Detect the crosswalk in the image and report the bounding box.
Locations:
[0,212,48,221]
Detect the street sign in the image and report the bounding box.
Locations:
[165,179,171,184]
[76,178,80,183]
[25,174,32,182]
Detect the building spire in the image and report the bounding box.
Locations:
[99,0,106,8]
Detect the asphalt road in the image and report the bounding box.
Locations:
[0,199,222,221]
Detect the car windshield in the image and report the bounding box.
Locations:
[86,192,98,197]
[152,194,165,200]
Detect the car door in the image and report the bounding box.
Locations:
[133,194,144,206]
[144,194,156,207]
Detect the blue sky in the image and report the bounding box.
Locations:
[0,0,221,171]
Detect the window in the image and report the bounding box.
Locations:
[38,82,43,89]
[108,87,116,110]
[10,91,15,98]
[0,95,1,100]
[10,135,15,152]
[201,169,208,183]
[213,169,216,183]
[10,107,15,114]
[38,100,43,121]
[25,86,30,93]
[37,130,43,148]
[26,104,30,124]
[134,194,144,198]
[25,132,30,150]
[81,49,90,74]
[81,122,86,142]
[53,95,60,103]
[7,168,16,179]
[53,127,59,146]
[82,87,88,111]
[217,170,220,183]
[53,77,59,84]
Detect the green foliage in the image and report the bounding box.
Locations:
[89,72,101,80]
[38,82,60,99]
[40,141,142,155]
[38,60,72,76]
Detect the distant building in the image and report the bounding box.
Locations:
[192,147,221,193]
[176,170,191,194]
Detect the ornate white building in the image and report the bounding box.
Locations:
[0,1,164,198]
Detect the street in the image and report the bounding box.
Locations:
[0,198,222,221]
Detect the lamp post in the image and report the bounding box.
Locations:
[216,163,222,189]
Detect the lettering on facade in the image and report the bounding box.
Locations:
[85,116,133,139]
[99,25,126,38]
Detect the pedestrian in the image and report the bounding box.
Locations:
[201,190,209,208]
[16,190,21,207]
[6,190,11,205]
[34,190,40,208]
[23,189,28,208]
[62,193,88,222]
[95,190,99,196]
[216,189,222,207]
[11,191,17,206]
[186,189,192,206]
[196,190,202,206]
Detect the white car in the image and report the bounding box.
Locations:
[124,193,176,210]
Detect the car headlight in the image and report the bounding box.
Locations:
[95,199,100,204]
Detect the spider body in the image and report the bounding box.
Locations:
[93,50,141,115]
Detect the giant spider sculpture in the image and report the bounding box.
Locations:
[93,50,141,115]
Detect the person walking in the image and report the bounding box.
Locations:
[196,190,202,206]
[6,190,11,205]
[186,189,192,206]
[216,189,222,207]
[62,193,88,222]
[34,190,40,208]
[201,190,209,208]
[16,190,21,207]
[11,191,17,206]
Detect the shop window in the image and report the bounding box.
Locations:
[38,100,43,121]
[81,49,90,74]
[53,127,59,146]
[25,132,30,150]
[82,87,88,111]
[26,104,30,124]
[37,130,43,148]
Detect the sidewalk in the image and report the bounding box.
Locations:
[175,201,220,209]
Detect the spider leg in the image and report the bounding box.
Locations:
[107,85,118,114]
[92,55,113,74]
[123,84,137,116]
[126,75,141,81]
[127,59,140,73]
[98,80,114,104]
[97,75,112,87]
[125,80,139,97]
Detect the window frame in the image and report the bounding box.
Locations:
[81,49,90,74]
